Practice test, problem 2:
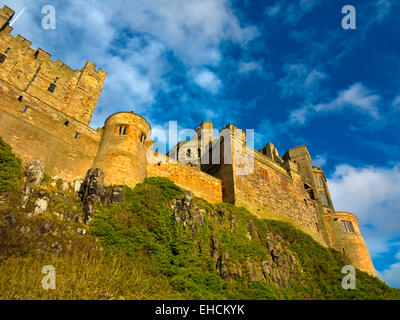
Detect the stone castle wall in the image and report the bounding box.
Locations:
[0,78,102,181]
[0,22,106,126]
[147,151,223,204]
[234,153,327,245]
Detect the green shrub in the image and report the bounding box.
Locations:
[0,137,22,193]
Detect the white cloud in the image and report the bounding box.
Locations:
[192,69,222,94]
[328,164,400,259]
[393,96,400,109]
[264,3,282,18]
[314,83,380,118]
[377,251,400,289]
[289,83,381,126]
[265,0,323,25]
[373,0,392,22]
[278,63,329,101]
[313,154,327,167]
[238,61,263,74]
[115,0,259,66]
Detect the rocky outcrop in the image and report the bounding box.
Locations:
[79,168,108,224]
[171,191,205,236]
[32,191,50,216]
[25,160,44,185]
[171,192,299,288]
[79,168,123,224]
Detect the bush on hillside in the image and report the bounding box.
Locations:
[0,137,22,193]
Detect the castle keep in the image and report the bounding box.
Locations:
[0,6,376,276]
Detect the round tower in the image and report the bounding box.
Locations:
[324,212,376,276]
[93,111,151,187]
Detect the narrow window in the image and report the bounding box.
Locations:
[320,191,329,206]
[4,48,10,54]
[34,50,39,59]
[54,77,58,84]
[140,133,146,143]
[341,221,355,233]
[118,125,128,136]
[198,148,201,158]
[48,83,56,93]
[282,181,289,193]
[186,149,191,158]
[260,168,269,183]
[0,54,6,64]
[342,248,346,254]
[74,132,79,139]
[18,95,23,102]
[21,106,29,113]
[64,120,69,126]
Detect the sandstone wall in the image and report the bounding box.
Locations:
[324,212,376,276]
[0,25,106,126]
[234,150,328,246]
[0,79,101,181]
[93,112,151,187]
[147,152,223,204]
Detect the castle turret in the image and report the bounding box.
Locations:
[93,111,151,187]
[324,212,376,276]
[0,5,13,31]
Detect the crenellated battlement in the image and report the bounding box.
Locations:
[0,6,106,126]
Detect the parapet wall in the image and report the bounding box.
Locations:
[147,151,223,204]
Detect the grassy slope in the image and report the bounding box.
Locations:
[0,136,399,300]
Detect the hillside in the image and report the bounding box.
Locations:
[0,137,399,300]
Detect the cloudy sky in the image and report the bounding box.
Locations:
[4,0,400,288]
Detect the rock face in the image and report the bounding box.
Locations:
[20,184,33,209]
[79,168,108,224]
[72,179,83,193]
[26,160,44,185]
[172,191,205,236]
[171,191,298,288]
[33,191,50,216]
[79,168,123,224]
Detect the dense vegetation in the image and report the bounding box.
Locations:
[0,137,22,193]
[0,137,399,300]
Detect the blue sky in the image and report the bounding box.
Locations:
[4,0,400,288]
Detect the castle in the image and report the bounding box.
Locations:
[0,6,376,276]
